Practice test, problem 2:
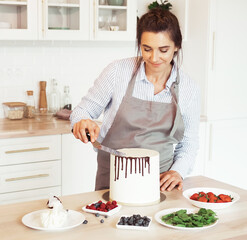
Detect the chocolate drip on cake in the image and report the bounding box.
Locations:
[114,156,150,181]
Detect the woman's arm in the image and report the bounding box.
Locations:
[70,62,117,142]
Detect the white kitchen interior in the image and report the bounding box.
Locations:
[0,0,247,206]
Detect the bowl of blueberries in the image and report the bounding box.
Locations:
[116,214,152,230]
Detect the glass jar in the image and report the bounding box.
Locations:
[49,79,61,113]
[25,90,35,118]
[62,85,72,110]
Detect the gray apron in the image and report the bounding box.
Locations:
[95,66,185,190]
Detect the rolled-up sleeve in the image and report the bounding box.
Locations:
[70,62,116,128]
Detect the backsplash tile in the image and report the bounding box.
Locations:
[0,41,135,118]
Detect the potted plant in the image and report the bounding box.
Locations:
[148,0,172,11]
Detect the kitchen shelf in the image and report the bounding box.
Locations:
[99,5,127,10]
[0,1,27,6]
[47,3,80,8]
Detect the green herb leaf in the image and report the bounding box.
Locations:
[161,208,218,228]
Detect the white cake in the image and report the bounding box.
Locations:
[110,148,160,206]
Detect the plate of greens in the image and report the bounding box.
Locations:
[155,208,218,230]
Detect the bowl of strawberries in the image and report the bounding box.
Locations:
[82,200,121,216]
[183,187,240,209]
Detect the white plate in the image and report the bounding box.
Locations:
[116,215,152,231]
[22,209,85,231]
[82,201,121,216]
[155,208,218,230]
[183,187,240,209]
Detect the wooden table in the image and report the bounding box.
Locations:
[0,176,246,240]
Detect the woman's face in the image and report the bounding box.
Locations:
[141,31,178,72]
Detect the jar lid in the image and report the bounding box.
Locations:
[3,102,26,107]
[27,90,33,96]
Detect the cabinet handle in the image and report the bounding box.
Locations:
[211,32,215,71]
[42,0,45,36]
[93,0,96,39]
[5,147,50,154]
[5,174,49,182]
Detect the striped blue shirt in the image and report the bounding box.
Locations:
[70,57,200,179]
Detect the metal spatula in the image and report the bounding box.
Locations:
[86,132,126,157]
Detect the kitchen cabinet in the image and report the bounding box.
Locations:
[0,135,62,205]
[184,0,247,120]
[204,119,247,190]
[183,0,247,190]
[39,0,90,40]
[188,121,207,177]
[61,133,97,195]
[0,0,136,41]
[92,0,137,41]
[0,0,37,40]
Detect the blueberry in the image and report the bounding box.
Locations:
[104,215,108,218]
[128,218,134,225]
[95,213,100,217]
[137,219,143,225]
[100,219,104,223]
[83,220,88,224]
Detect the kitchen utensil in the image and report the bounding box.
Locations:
[86,132,126,157]
[39,81,48,113]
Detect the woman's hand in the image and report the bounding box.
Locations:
[73,119,100,143]
[160,170,183,192]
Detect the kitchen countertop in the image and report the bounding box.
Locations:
[0,176,246,240]
[0,116,206,139]
[0,117,102,139]
[0,117,72,139]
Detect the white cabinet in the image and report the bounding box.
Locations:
[205,0,247,120]
[92,0,137,41]
[0,135,62,205]
[204,119,247,190]
[183,0,247,189]
[183,0,247,120]
[38,0,90,40]
[0,0,37,40]
[61,133,97,195]
[188,121,207,177]
[0,0,136,40]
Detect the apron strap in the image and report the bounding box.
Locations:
[170,72,181,138]
[125,62,140,98]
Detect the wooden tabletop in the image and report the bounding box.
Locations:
[0,118,103,139]
[0,176,246,240]
[0,117,72,139]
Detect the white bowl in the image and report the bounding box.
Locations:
[0,22,12,29]
[183,187,240,209]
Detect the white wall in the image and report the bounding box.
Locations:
[0,41,136,118]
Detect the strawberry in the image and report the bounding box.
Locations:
[198,196,208,202]
[190,193,199,200]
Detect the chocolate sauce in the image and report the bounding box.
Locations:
[114,156,150,181]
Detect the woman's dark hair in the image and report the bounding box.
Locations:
[134,8,183,72]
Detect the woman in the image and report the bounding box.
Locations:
[70,8,200,192]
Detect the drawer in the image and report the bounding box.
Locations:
[0,186,61,205]
[0,135,61,166]
[0,160,61,194]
